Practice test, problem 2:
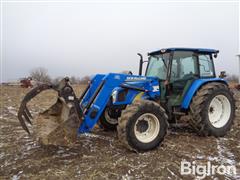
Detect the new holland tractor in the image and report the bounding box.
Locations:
[18,48,235,152]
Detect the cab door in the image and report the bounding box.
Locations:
[168,51,199,106]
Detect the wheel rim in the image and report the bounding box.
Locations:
[104,110,118,125]
[134,113,160,143]
[208,95,231,128]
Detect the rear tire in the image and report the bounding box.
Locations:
[117,100,168,152]
[189,82,235,137]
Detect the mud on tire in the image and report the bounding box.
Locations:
[117,100,168,152]
[189,82,235,137]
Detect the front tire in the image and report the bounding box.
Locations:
[189,82,235,137]
[99,108,118,131]
[117,100,168,152]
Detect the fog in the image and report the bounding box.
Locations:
[1,1,239,82]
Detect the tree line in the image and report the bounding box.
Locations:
[28,67,239,85]
[29,67,90,84]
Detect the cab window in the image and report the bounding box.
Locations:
[146,53,170,80]
[170,51,198,82]
[199,54,214,77]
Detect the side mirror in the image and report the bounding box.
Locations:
[219,71,227,78]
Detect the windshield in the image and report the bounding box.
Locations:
[146,54,169,80]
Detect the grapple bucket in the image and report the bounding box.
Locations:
[18,78,82,146]
[33,98,81,146]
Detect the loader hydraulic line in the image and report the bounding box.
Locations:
[79,83,90,102]
[83,80,105,113]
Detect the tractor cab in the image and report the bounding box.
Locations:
[144,48,219,107]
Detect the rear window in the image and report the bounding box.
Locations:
[199,54,214,77]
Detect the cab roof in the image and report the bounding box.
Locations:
[149,48,219,56]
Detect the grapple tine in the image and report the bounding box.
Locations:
[25,108,33,119]
[18,113,30,134]
[22,110,32,125]
[18,83,52,134]
[18,102,31,133]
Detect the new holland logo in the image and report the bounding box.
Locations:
[126,77,147,81]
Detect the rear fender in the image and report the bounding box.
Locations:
[181,78,227,109]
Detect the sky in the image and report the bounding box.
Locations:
[1,1,239,82]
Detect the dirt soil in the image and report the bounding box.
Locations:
[0,85,240,179]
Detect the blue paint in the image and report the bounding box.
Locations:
[78,73,227,134]
[149,47,219,55]
[181,78,227,109]
[78,73,159,133]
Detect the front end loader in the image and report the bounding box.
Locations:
[18,73,166,151]
[18,48,236,152]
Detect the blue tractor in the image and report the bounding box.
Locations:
[18,48,235,152]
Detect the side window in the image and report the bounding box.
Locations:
[180,57,196,77]
[199,54,214,77]
[146,53,170,80]
[171,51,197,82]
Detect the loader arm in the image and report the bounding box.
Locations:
[78,73,152,133]
[79,73,128,133]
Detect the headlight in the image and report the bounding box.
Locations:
[112,90,118,103]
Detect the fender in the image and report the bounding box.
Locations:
[181,78,227,109]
